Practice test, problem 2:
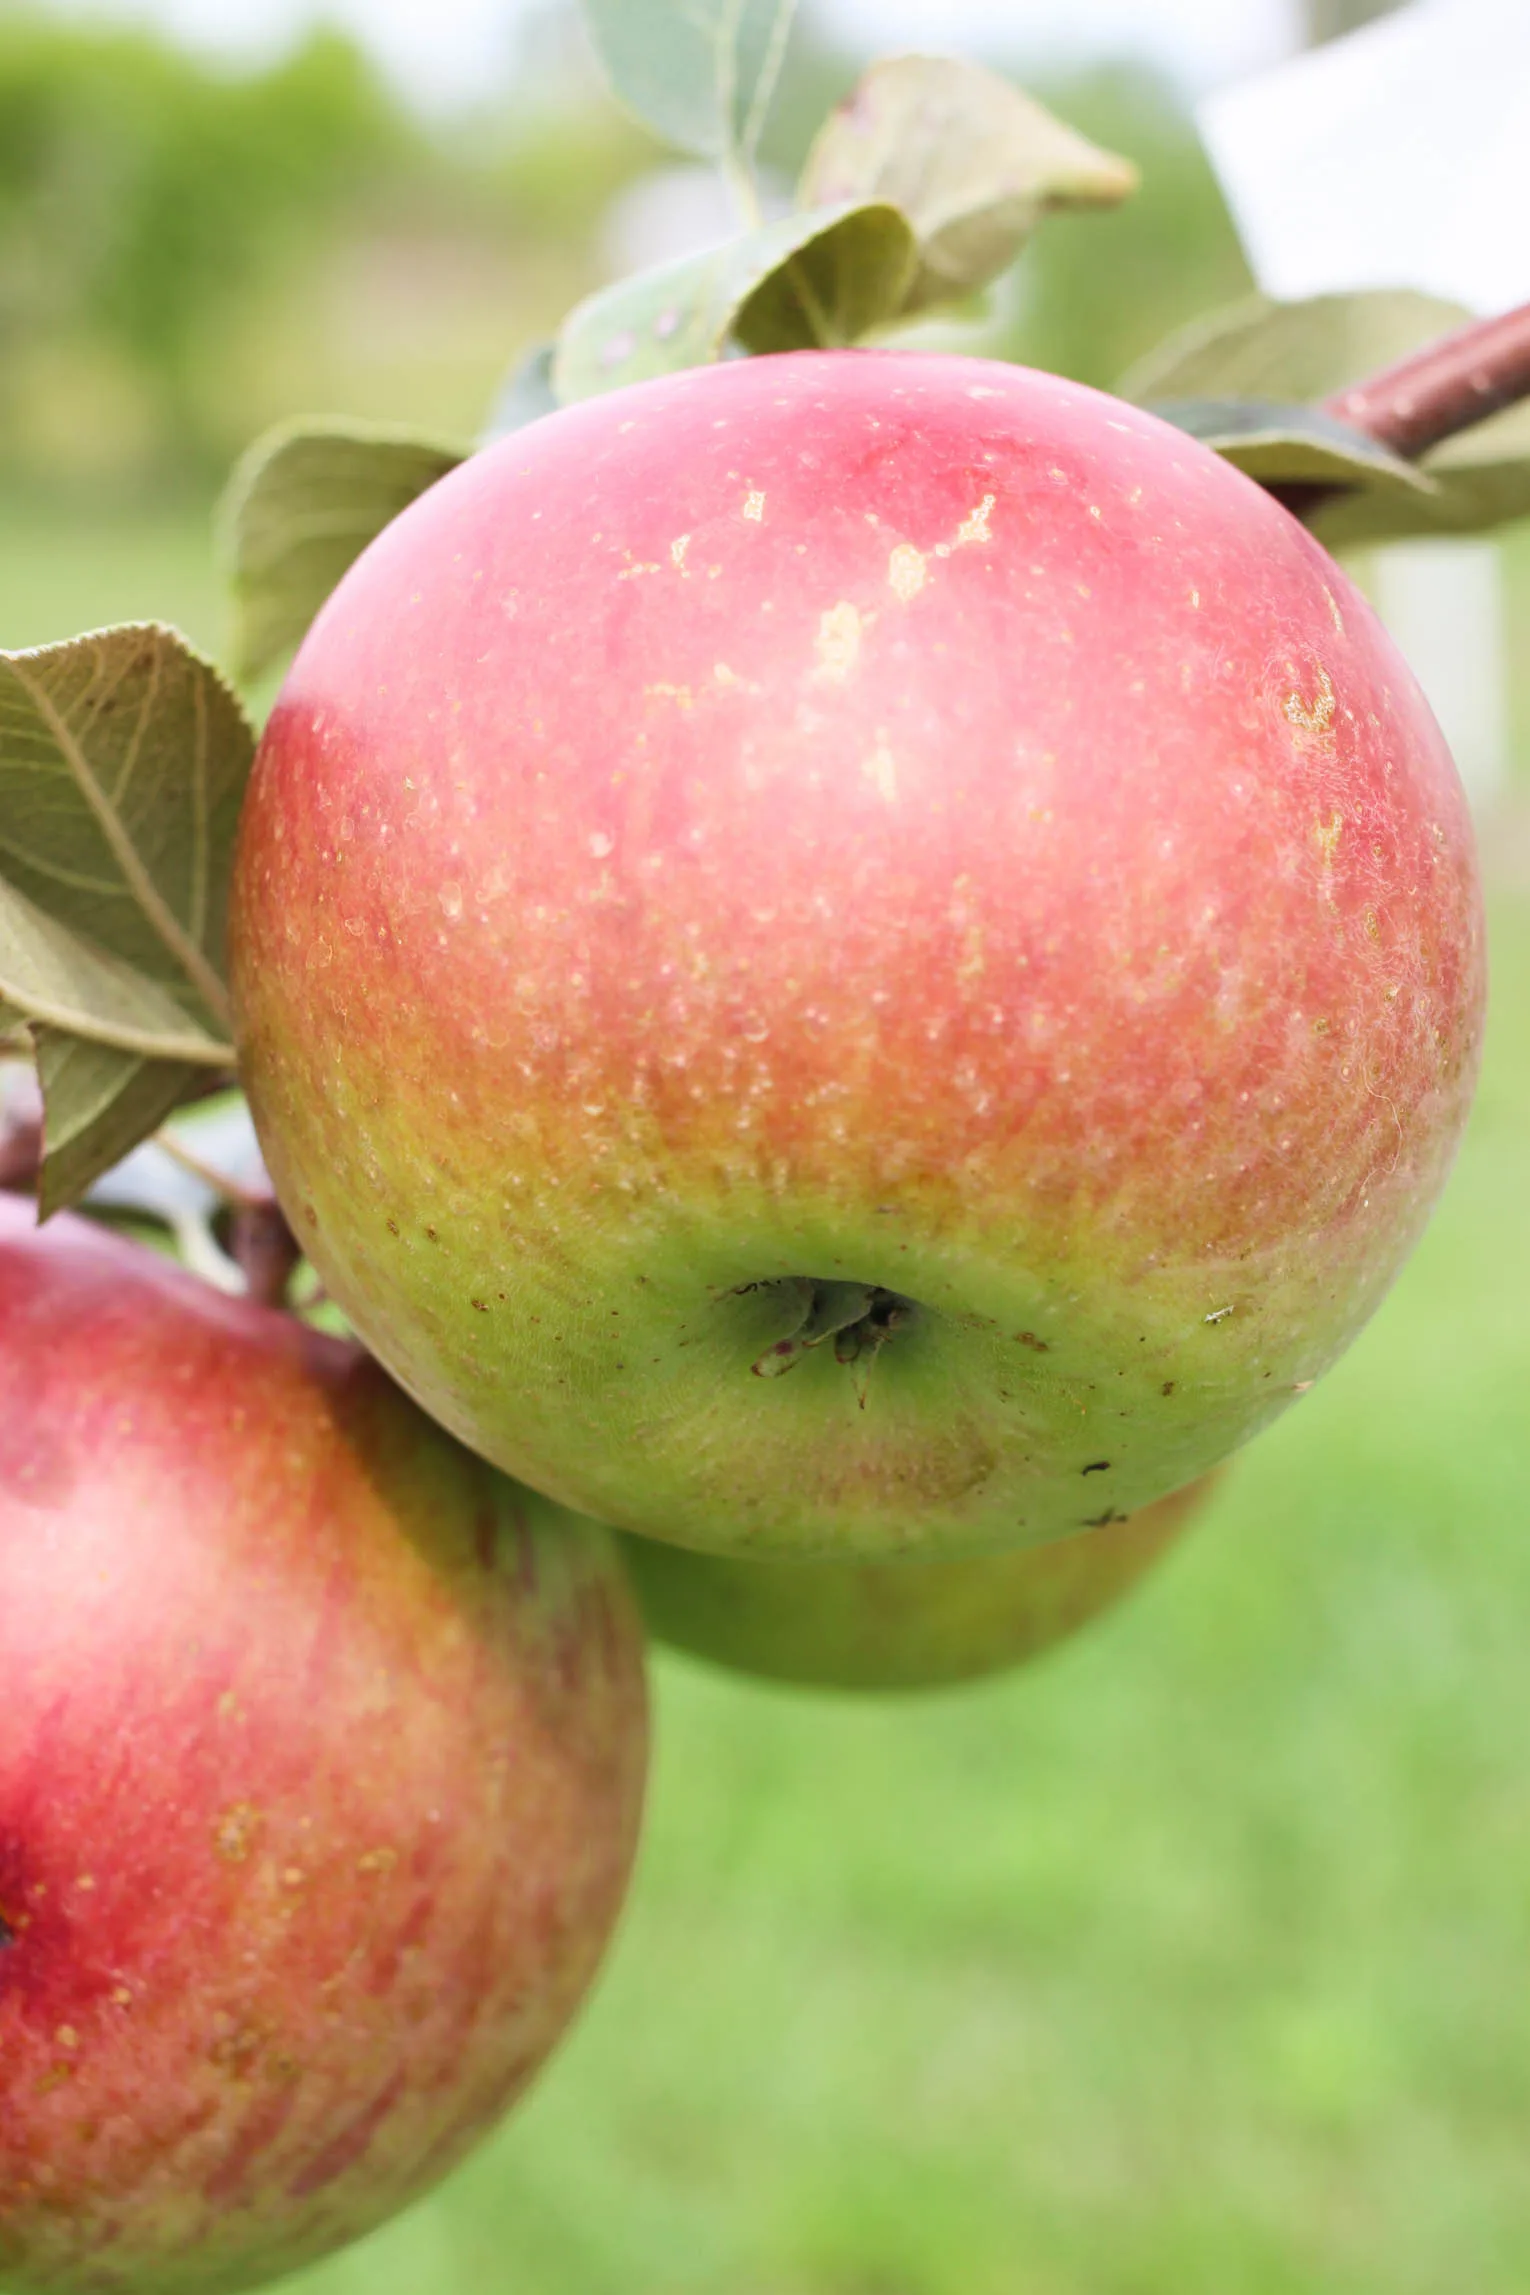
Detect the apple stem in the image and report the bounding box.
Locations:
[1324,299,1530,461]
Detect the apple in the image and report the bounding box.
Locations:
[231,349,1483,1562]
[621,1474,1219,1692]
[0,1193,647,2295]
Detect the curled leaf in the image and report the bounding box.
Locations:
[1149,398,1436,497]
[799,54,1137,316]
[220,420,466,686]
[580,0,798,168]
[554,200,917,401]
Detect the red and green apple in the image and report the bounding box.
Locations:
[0,1194,647,2295]
[232,350,1483,1561]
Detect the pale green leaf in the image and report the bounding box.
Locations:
[32,1030,202,1219]
[481,343,560,445]
[554,201,917,400]
[0,626,250,1047]
[220,420,466,685]
[1120,289,1471,407]
[799,53,1138,316]
[1150,398,1436,496]
[580,0,798,166]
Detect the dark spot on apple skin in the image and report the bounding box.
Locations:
[1083,1509,1126,1527]
[1013,1331,1049,1351]
[1161,1381,1176,1396]
[1081,1460,1112,1474]
[0,1911,15,1949]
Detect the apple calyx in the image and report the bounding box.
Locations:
[747,1277,915,1399]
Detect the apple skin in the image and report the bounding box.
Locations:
[621,1474,1218,1692]
[231,349,1483,1561]
[0,1194,647,2295]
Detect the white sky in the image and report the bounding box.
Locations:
[35,0,1301,110]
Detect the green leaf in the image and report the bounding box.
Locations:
[554,201,917,400]
[799,54,1138,316]
[1149,398,1437,497]
[1121,290,1530,547]
[0,625,247,1063]
[32,1030,202,1219]
[480,343,560,445]
[1311,395,1530,548]
[580,0,798,168]
[0,870,232,1064]
[220,420,466,685]
[1120,289,1471,407]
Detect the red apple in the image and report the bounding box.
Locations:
[231,350,1483,1561]
[621,1474,1219,1691]
[0,1193,647,2295]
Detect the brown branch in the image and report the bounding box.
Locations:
[226,1199,303,1312]
[1323,300,1530,460]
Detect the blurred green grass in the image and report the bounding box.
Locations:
[3,514,1528,2295]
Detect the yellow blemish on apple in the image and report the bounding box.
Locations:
[1313,812,1343,865]
[213,1803,262,1864]
[1284,664,1337,740]
[669,534,691,568]
[862,733,897,801]
[814,601,864,683]
[934,493,997,557]
[887,543,928,602]
[743,490,766,521]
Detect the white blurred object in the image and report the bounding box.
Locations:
[1199,0,1530,313]
[1199,0,1521,813]
[599,165,741,278]
[1370,540,1507,811]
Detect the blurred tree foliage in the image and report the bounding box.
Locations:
[0,9,656,489]
[0,5,1248,492]
[0,18,413,471]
